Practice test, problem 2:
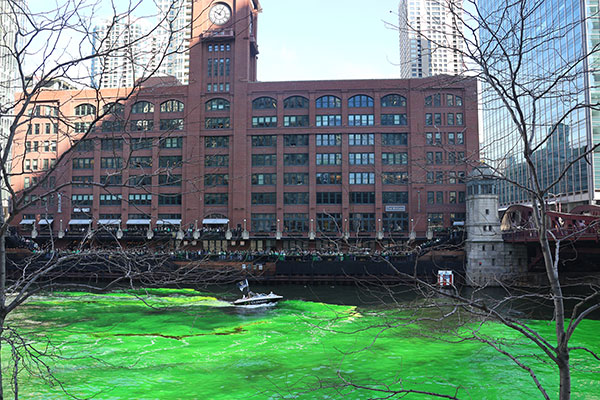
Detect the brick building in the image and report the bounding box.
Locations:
[12,0,478,251]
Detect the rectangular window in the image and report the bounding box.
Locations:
[129,175,152,186]
[130,156,152,168]
[317,213,342,232]
[348,114,374,126]
[72,158,93,169]
[448,152,456,164]
[449,191,457,204]
[382,133,407,146]
[349,172,375,185]
[284,134,308,147]
[447,113,455,125]
[131,138,153,150]
[204,193,228,205]
[71,194,93,206]
[436,191,444,204]
[159,174,182,186]
[100,175,122,186]
[382,191,408,204]
[425,113,433,126]
[159,137,183,148]
[128,194,152,205]
[382,172,408,184]
[283,115,309,127]
[283,153,309,166]
[251,135,276,147]
[252,173,277,185]
[435,152,443,164]
[205,136,229,148]
[101,138,123,151]
[283,192,309,204]
[315,115,342,127]
[382,152,408,165]
[251,192,276,204]
[283,173,308,185]
[434,113,442,125]
[381,114,407,126]
[75,139,94,152]
[349,213,375,231]
[316,192,342,204]
[204,174,228,186]
[251,213,276,232]
[316,172,342,184]
[205,154,229,167]
[251,116,277,128]
[72,175,93,188]
[251,154,276,166]
[456,113,464,125]
[102,120,123,132]
[448,132,455,145]
[348,134,374,146]
[349,152,375,165]
[284,213,308,232]
[457,132,464,144]
[316,153,341,165]
[428,213,444,229]
[349,192,375,204]
[159,156,183,168]
[130,120,153,131]
[205,117,231,129]
[158,194,182,205]
[99,194,122,206]
[74,122,94,133]
[383,212,408,232]
[316,134,341,146]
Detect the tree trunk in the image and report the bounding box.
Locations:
[558,350,571,400]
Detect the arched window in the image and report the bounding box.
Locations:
[131,101,154,114]
[283,96,309,109]
[252,97,277,109]
[103,102,124,115]
[74,103,96,116]
[160,100,184,113]
[315,95,341,109]
[205,98,230,111]
[348,95,374,108]
[381,94,407,107]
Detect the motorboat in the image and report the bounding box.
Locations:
[233,279,283,307]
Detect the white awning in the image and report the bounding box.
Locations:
[69,219,92,225]
[156,219,182,225]
[98,219,121,225]
[452,221,465,226]
[19,219,35,225]
[38,219,54,225]
[126,219,151,225]
[202,218,229,225]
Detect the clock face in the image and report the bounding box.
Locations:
[209,3,232,26]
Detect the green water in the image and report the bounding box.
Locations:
[5,288,600,399]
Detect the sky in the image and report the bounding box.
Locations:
[255,0,402,81]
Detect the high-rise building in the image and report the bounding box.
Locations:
[156,0,192,85]
[479,0,595,209]
[398,0,464,78]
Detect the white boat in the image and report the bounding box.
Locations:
[233,279,283,307]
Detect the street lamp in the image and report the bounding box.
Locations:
[309,218,315,240]
[193,219,200,240]
[242,218,249,240]
[409,218,416,241]
[376,218,384,240]
[58,219,65,239]
[276,219,282,240]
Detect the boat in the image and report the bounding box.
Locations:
[233,279,283,307]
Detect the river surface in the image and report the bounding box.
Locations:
[6,285,600,399]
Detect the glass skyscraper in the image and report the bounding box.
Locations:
[479,0,598,209]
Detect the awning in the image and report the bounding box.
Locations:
[98,219,121,225]
[452,221,465,226]
[126,219,151,225]
[202,218,229,225]
[156,219,182,225]
[19,219,35,225]
[69,219,92,225]
[38,219,54,225]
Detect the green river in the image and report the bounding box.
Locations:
[4,287,599,399]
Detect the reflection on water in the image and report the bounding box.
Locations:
[6,287,600,400]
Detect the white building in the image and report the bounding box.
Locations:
[156,0,192,85]
[398,0,464,78]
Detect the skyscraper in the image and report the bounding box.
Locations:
[156,0,192,85]
[398,0,464,78]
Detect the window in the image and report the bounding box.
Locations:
[74,122,94,133]
[251,154,276,166]
[159,156,183,168]
[316,153,341,165]
[428,213,444,229]
[100,174,122,186]
[434,113,442,125]
[435,152,443,164]
[448,152,456,164]
[72,158,93,169]
[72,176,93,187]
[283,115,309,127]
[131,101,154,114]
[350,213,375,231]
[316,115,342,126]
[446,94,454,106]
[101,138,123,151]
[205,98,230,111]
[75,139,94,152]
[251,192,276,204]
[284,134,308,146]
[447,113,455,125]
[101,157,122,169]
[448,132,455,145]
[155,174,181,186]
[348,134,374,146]
[103,103,124,115]
[381,114,407,126]
[436,191,444,204]
[159,137,183,148]
[283,173,308,185]
[316,134,341,146]
[383,212,408,232]
[427,191,435,204]
[383,192,408,203]
[283,192,309,204]
[316,95,341,108]
[71,194,93,206]
[252,97,277,109]
[457,132,464,144]
[459,191,466,203]
[251,116,277,128]
[130,120,153,131]
[128,194,152,205]
[74,103,96,116]
[284,153,309,166]
[350,192,375,204]
[160,119,184,131]
[131,138,153,150]
[382,152,408,165]
[283,96,309,109]
[425,113,433,126]
[251,135,276,147]
[349,172,374,184]
[382,172,408,184]
[205,136,229,148]
[448,172,457,184]
[205,117,231,129]
[349,153,374,165]
[449,191,457,204]
[252,173,277,185]
[204,193,229,205]
[381,94,407,107]
[456,113,464,125]
[251,213,276,232]
[129,175,152,186]
[348,95,374,108]
[316,172,342,184]
[316,192,342,204]
[160,100,184,113]
[154,194,180,209]
[100,194,122,206]
[435,171,444,184]
[382,133,408,146]
[317,213,342,232]
[101,120,123,132]
[456,96,463,106]
[284,213,308,232]
[130,156,152,168]
[204,174,228,186]
[348,114,374,126]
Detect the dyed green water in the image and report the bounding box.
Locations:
[5,288,600,399]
